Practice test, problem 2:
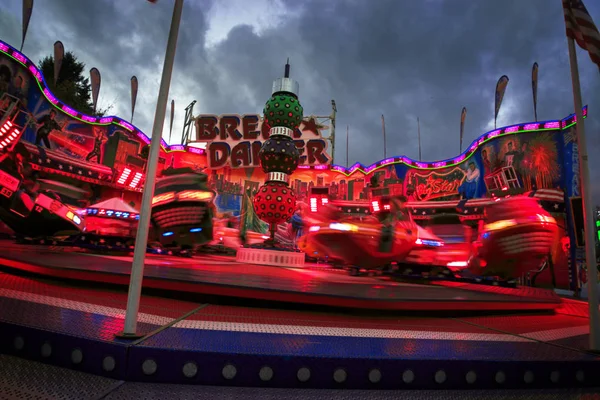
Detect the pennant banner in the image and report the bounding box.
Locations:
[460,107,467,152]
[131,76,138,123]
[494,75,509,128]
[532,62,539,121]
[90,67,101,113]
[169,99,175,143]
[53,41,64,86]
[21,0,34,52]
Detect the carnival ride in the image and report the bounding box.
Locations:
[150,167,215,255]
[468,196,560,280]
[0,38,596,394]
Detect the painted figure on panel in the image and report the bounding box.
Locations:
[34,109,62,148]
[458,160,483,200]
[86,126,107,162]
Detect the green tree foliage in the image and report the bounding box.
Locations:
[38,52,110,117]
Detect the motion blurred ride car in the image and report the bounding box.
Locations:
[298,196,435,271]
[468,196,560,280]
[416,213,475,271]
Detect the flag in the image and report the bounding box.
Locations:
[131,76,138,123]
[53,41,64,86]
[563,0,600,70]
[21,0,34,52]
[90,68,101,113]
[532,62,539,121]
[460,107,467,152]
[169,99,175,143]
[494,75,509,129]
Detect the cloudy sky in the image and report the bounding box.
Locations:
[1,0,599,199]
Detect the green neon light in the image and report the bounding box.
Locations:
[0,49,188,152]
[1,44,588,164]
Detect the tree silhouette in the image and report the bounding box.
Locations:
[38,52,111,117]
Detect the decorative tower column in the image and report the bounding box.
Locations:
[252,60,303,245]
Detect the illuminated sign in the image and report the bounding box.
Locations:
[193,115,331,169]
[408,168,467,201]
[151,190,214,206]
[0,170,20,192]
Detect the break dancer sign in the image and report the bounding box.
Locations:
[193,114,331,169]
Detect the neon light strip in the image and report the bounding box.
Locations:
[0,39,204,155]
[330,108,587,176]
[0,39,585,168]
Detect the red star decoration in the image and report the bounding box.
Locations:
[301,117,324,136]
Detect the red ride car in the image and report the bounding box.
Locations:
[468,196,559,280]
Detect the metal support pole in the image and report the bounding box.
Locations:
[417,117,422,162]
[381,114,387,159]
[118,0,184,338]
[330,100,336,165]
[346,125,349,168]
[566,36,600,351]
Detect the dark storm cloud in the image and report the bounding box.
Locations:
[0,0,599,200]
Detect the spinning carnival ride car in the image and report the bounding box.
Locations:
[468,196,560,279]
[151,167,215,254]
[298,196,443,274]
[0,99,84,240]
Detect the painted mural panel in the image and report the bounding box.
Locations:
[0,50,147,178]
[177,128,568,222]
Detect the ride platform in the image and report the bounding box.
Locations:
[0,240,562,312]
[0,268,597,393]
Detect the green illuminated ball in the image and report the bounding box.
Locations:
[263,94,304,130]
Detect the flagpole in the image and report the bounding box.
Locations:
[119,0,184,338]
[346,125,349,168]
[566,35,600,351]
[381,114,387,159]
[417,117,422,161]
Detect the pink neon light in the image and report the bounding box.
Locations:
[170,145,185,151]
[488,129,501,139]
[62,105,78,117]
[99,117,113,124]
[136,132,150,143]
[544,121,560,129]
[523,123,539,131]
[469,143,477,151]
[43,88,59,104]
[297,165,310,169]
[382,158,395,165]
[0,43,8,52]
[504,125,519,133]
[433,161,446,168]
[81,115,96,123]
[314,165,328,170]
[12,51,27,64]
[415,162,428,168]
[583,108,588,116]
[186,147,204,155]
[118,120,134,131]
[28,65,42,82]
[332,166,344,172]
[453,154,466,164]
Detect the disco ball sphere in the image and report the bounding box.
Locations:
[263,94,304,130]
[253,181,297,224]
[258,138,300,174]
